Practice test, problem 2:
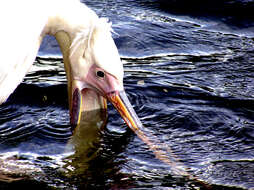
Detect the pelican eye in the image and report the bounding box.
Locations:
[96,70,105,78]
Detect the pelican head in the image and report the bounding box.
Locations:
[69,18,123,96]
[0,0,142,135]
[62,17,141,132]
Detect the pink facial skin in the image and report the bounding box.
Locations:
[84,64,123,98]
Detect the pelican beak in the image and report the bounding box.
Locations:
[70,88,82,129]
[107,90,142,132]
[69,82,107,131]
[69,81,142,133]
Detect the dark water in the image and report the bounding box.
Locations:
[1,0,254,189]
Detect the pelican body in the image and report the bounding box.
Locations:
[0,0,142,132]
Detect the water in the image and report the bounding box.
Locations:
[1,0,254,189]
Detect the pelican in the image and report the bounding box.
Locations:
[0,0,142,132]
[0,2,213,187]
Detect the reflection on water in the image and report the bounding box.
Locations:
[64,109,107,178]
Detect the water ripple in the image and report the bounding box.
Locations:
[1,1,254,189]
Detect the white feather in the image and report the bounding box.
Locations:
[0,1,47,103]
[70,17,113,57]
[0,0,123,104]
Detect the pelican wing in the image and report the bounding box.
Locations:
[0,1,47,104]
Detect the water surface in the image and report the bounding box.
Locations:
[1,0,254,189]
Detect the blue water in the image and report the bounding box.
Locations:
[0,0,254,189]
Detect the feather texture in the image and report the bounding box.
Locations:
[0,1,47,104]
[70,18,113,57]
[0,0,123,104]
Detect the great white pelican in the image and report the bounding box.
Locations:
[0,0,142,132]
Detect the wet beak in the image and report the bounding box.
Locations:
[69,82,107,131]
[107,91,143,132]
[70,88,82,128]
[69,79,142,133]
